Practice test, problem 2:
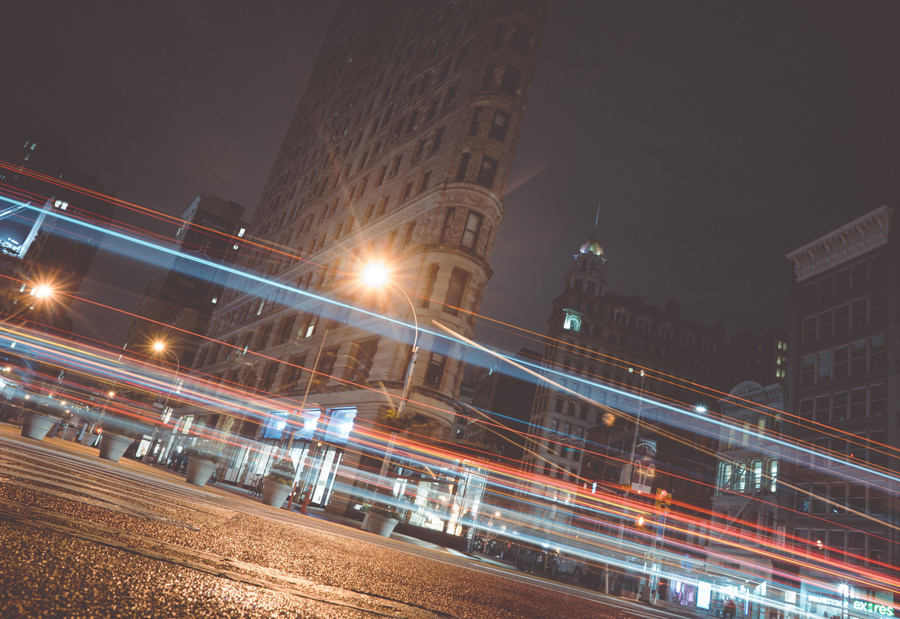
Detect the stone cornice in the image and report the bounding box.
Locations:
[786,205,893,282]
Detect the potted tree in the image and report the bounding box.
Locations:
[261,458,296,508]
[183,443,223,487]
[98,431,135,462]
[363,502,401,537]
[20,396,65,441]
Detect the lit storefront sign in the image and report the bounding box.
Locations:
[808,594,895,617]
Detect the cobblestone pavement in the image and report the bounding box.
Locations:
[0,427,691,618]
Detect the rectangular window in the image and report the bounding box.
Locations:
[850,340,867,376]
[390,154,403,176]
[281,354,306,390]
[832,392,848,422]
[420,170,431,192]
[402,221,415,248]
[800,354,815,387]
[440,207,455,243]
[456,152,471,181]
[279,315,295,343]
[424,352,447,389]
[489,109,510,141]
[421,263,439,308]
[869,383,885,416]
[816,350,832,383]
[413,139,426,161]
[851,298,868,328]
[849,387,867,419]
[500,65,522,96]
[443,268,469,316]
[344,338,379,383]
[869,334,885,370]
[310,346,338,390]
[443,85,457,110]
[475,156,498,188]
[817,311,832,339]
[461,210,483,249]
[401,181,413,202]
[431,127,444,153]
[833,346,848,379]
[814,396,830,423]
[468,107,483,135]
[406,110,419,133]
[834,304,850,333]
[376,165,387,187]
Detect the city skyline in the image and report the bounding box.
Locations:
[5,1,900,351]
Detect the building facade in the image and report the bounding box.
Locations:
[186,1,548,517]
[709,381,785,619]
[524,234,725,504]
[784,206,899,618]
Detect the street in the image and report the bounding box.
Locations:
[0,425,699,619]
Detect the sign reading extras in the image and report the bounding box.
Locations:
[852,600,895,617]
[808,594,896,617]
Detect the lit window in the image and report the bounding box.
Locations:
[563,312,581,332]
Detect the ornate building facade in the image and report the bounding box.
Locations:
[183,1,548,515]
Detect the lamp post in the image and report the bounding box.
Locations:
[361,262,420,498]
[144,340,181,464]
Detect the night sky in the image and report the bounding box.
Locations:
[5,1,900,352]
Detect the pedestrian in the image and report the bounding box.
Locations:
[724,598,737,619]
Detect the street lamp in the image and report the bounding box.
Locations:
[361,262,420,501]
[361,262,419,419]
[144,340,181,464]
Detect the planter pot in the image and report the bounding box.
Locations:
[81,430,99,446]
[365,513,399,537]
[99,433,133,462]
[21,412,56,441]
[262,480,292,508]
[185,457,218,487]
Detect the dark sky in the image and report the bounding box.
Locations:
[5,1,900,351]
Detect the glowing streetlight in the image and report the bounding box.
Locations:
[361,261,420,509]
[32,284,55,299]
[144,340,181,464]
[361,262,419,418]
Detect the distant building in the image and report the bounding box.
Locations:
[523,232,725,537]
[123,195,246,370]
[723,330,788,387]
[466,348,540,464]
[185,0,549,521]
[784,205,898,616]
[708,381,785,618]
[0,125,113,335]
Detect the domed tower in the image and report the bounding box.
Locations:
[520,230,609,523]
[549,233,607,339]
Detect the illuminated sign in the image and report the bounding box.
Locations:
[808,594,895,617]
[852,600,895,617]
